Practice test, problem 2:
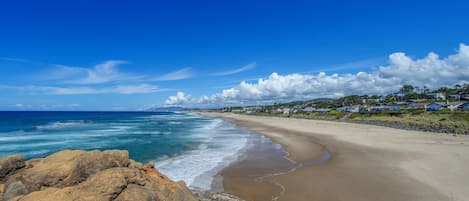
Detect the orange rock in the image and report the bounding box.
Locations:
[0,150,197,201]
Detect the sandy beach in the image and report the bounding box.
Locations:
[201,112,469,201]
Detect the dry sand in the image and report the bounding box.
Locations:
[201,112,469,201]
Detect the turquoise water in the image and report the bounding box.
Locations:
[0,111,253,190]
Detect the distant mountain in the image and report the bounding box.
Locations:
[310,98,335,102]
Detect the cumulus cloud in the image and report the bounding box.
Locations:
[154,68,193,81]
[165,44,469,107]
[212,62,256,76]
[165,92,191,105]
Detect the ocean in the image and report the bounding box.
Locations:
[0,111,254,191]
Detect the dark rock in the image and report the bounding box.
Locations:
[3,181,27,201]
[0,155,25,181]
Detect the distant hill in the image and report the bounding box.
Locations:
[145,106,185,112]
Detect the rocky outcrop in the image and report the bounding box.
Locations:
[201,192,245,201]
[0,150,197,201]
[0,155,25,181]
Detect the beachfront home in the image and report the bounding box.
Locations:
[461,94,469,101]
[336,106,361,113]
[408,102,430,110]
[427,93,446,100]
[447,102,465,111]
[388,105,404,111]
[302,107,315,113]
[426,102,445,111]
[408,99,427,103]
[242,106,262,114]
[315,108,331,113]
[449,94,461,101]
[367,105,388,112]
[282,108,292,115]
[460,102,469,111]
[231,109,243,113]
[336,106,347,112]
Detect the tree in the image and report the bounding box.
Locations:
[414,86,421,94]
[400,85,414,95]
[423,86,430,94]
[463,83,469,93]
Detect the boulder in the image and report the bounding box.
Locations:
[114,184,155,201]
[209,193,245,201]
[0,150,198,201]
[4,149,130,195]
[2,181,26,201]
[0,155,25,181]
[12,167,197,201]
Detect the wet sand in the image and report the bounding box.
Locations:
[203,112,469,201]
[221,134,296,201]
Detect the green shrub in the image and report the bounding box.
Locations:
[409,109,426,115]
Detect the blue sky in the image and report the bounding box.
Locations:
[1,0,469,110]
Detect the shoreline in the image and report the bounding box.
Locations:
[201,112,469,201]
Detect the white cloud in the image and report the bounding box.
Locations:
[14,103,33,109]
[11,103,81,110]
[165,92,191,105]
[165,43,469,107]
[212,62,256,76]
[49,84,161,95]
[155,68,193,81]
[308,57,385,73]
[48,60,141,84]
[1,84,162,95]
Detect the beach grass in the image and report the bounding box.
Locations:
[289,110,469,134]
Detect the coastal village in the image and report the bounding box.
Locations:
[220,84,469,115]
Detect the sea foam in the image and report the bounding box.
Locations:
[35,120,89,130]
[154,118,251,191]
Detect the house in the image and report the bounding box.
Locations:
[388,106,403,111]
[426,102,445,111]
[408,99,427,103]
[446,102,465,111]
[459,102,469,111]
[408,102,430,109]
[282,108,292,115]
[302,107,316,113]
[336,106,360,113]
[461,94,469,101]
[231,109,243,113]
[315,108,331,113]
[449,94,461,101]
[347,106,361,113]
[368,106,388,112]
[243,106,262,113]
[427,93,446,100]
[336,107,347,112]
